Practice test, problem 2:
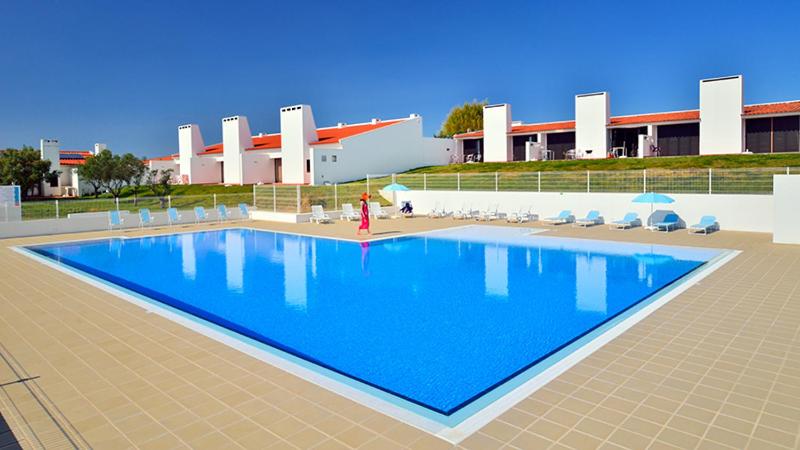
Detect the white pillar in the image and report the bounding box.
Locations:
[279,105,318,185]
[222,116,253,185]
[575,92,610,159]
[483,104,512,162]
[699,75,744,155]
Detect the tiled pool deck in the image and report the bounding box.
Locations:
[1,219,799,449]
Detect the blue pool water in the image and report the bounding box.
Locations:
[29,226,720,416]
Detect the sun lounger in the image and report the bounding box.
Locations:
[369,202,389,219]
[310,205,332,224]
[688,215,718,234]
[575,210,602,227]
[108,210,124,231]
[653,213,680,232]
[194,206,208,224]
[507,207,534,224]
[340,203,360,221]
[428,202,447,218]
[477,204,500,221]
[217,204,231,222]
[138,208,154,228]
[238,203,251,220]
[167,208,181,226]
[610,212,640,230]
[543,210,573,225]
[453,204,475,220]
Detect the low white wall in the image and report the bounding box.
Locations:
[0,207,246,240]
[773,175,800,244]
[396,190,773,233]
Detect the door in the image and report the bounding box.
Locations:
[274,158,283,183]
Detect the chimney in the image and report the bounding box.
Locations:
[575,92,610,159]
[279,105,317,184]
[39,138,60,164]
[483,103,512,162]
[222,116,253,185]
[370,118,380,124]
[93,143,107,155]
[699,75,744,155]
[337,122,346,128]
[178,124,205,183]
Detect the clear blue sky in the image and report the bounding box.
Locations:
[1,0,799,158]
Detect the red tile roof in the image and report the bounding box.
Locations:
[454,100,800,139]
[743,100,800,116]
[58,150,92,166]
[197,119,406,156]
[143,154,178,163]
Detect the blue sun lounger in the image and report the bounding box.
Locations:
[194,206,208,224]
[167,208,181,226]
[688,215,718,234]
[108,210,124,231]
[575,210,602,227]
[653,213,680,232]
[138,208,155,228]
[610,212,640,230]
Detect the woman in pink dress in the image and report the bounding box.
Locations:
[357,193,371,236]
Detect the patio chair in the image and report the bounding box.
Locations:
[167,208,182,227]
[609,212,641,230]
[428,202,447,218]
[108,210,124,231]
[453,204,474,220]
[477,204,500,221]
[688,215,719,234]
[543,210,574,225]
[653,213,680,232]
[507,206,534,224]
[138,208,155,229]
[340,203,360,221]
[310,205,332,224]
[369,202,389,219]
[238,203,251,220]
[194,206,208,224]
[575,210,602,227]
[217,204,231,223]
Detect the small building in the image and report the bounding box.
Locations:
[453,75,800,162]
[39,140,105,196]
[146,105,454,185]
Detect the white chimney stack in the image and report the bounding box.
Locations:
[94,143,107,155]
[178,124,211,183]
[279,105,317,184]
[222,116,253,185]
[483,103,512,162]
[39,138,60,164]
[575,92,610,159]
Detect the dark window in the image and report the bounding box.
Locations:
[610,127,647,157]
[463,138,483,161]
[746,118,771,153]
[512,134,537,161]
[306,159,310,172]
[657,123,699,156]
[773,116,800,153]
[49,177,59,187]
[546,132,576,160]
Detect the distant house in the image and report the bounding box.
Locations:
[453,75,800,162]
[145,105,454,186]
[38,140,105,197]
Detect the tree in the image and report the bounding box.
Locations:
[436,100,488,138]
[78,149,145,199]
[147,168,174,198]
[128,156,147,204]
[0,146,60,199]
[77,151,109,198]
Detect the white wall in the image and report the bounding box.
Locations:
[310,117,454,185]
[222,116,253,185]
[699,75,744,155]
[575,92,609,159]
[395,190,773,233]
[280,105,318,185]
[773,175,800,244]
[483,104,512,162]
[178,124,220,184]
[241,151,276,184]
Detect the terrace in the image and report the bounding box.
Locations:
[1,218,798,449]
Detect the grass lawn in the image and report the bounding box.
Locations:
[404,153,800,174]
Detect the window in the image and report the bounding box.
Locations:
[321,155,327,162]
[306,159,310,172]
[49,177,59,187]
[656,123,699,156]
[332,155,337,162]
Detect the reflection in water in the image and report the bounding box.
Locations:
[180,234,196,280]
[484,243,509,298]
[225,231,244,292]
[576,253,607,313]
[284,236,308,311]
[360,241,370,275]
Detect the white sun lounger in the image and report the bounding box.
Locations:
[310,205,332,224]
[340,203,360,221]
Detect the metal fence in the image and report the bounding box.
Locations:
[21,192,255,221]
[17,167,797,220]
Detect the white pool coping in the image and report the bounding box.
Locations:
[13,226,740,444]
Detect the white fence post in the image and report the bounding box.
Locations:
[272,184,277,212]
[252,184,256,206]
[538,171,541,192]
[366,174,370,196]
[587,170,591,193]
[457,173,461,191]
[708,168,712,195]
[334,183,338,210]
[168,195,171,208]
[213,193,217,209]
[423,173,427,191]
[495,172,499,192]
[296,185,301,213]
[787,166,790,175]
[55,199,59,219]
[115,197,119,211]
[643,169,647,193]
[392,173,397,184]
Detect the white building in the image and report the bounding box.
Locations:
[454,75,800,161]
[38,140,106,196]
[146,105,454,185]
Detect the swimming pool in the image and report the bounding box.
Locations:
[24,226,730,439]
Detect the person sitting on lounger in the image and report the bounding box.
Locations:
[399,201,413,214]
